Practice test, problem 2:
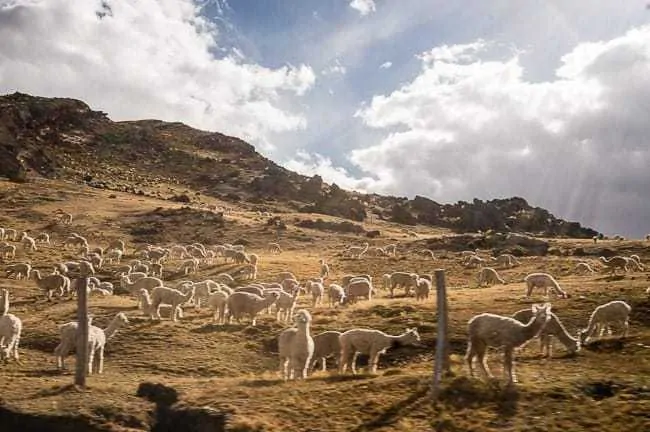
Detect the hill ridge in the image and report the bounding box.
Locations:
[0,91,598,238]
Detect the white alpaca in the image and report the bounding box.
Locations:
[0,290,22,362]
[149,286,195,321]
[30,270,70,300]
[414,277,431,301]
[388,272,418,297]
[574,262,596,274]
[268,242,283,254]
[5,262,31,280]
[579,300,632,344]
[308,280,325,307]
[207,290,229,324]
[512,308,580,357]
[20,232,37,251]
[328,284,346,307]
[524,273,568,298]
[277,309,315,381]
[339,327,420,375]
[226,291,280,326]
[54,312,129,374]
[465,303,552,384]
[310,330,342,373]
[599,256,629,275]
[319,259,330,279]
[476,267,506,287]
[345,279,373,304]
[343,242,369,259]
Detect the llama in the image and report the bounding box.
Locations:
[277,309,315,381]
[465,303,552,384]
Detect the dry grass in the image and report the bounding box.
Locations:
[1,178,649,431]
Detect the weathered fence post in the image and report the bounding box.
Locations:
[75,277,89,388]
[431,269,451,398]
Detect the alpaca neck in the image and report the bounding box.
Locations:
[513,314,548,347]
[550,315,578,349]
[1,291,8,316]
[104,318,124,339]
[296,323,311,338]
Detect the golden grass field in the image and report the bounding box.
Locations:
[1,178,649,431]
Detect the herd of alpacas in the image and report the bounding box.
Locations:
[0,214,640,385]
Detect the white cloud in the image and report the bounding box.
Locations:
[379,61,392,69]
[284,151,379,192]
[296,25,650,236]
[349,0,376,17]
[321,59,347,76]
[0,0,315,151]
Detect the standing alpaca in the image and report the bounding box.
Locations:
[339,327,421,375]
[319,259,330,279]
[0,289,22,363]
[277,309,315,381]
[54,312,129,373]
[343,242,369,259]
[465,303,552,384]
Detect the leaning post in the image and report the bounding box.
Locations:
[431,268,451,398]
[75,277,90,388]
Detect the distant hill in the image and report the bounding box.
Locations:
[0,92,598,238]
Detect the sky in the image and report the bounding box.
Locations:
[1,1,650,237]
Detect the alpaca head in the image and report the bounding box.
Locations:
[115,312,130,326]
[531,303,552,325]
[401,327,421,345]
[293,309,312,325]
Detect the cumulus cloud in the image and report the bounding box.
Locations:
[294,25,650,236]
[379,61,392,69]
[349,0,376,17]
[0,0,315,151]
[284,151,378,192]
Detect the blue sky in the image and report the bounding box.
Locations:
[2,0,650,236]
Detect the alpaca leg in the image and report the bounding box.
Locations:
[504,348,516,383]
[87,349,94,375]
[177,305,184,319]
[321,357,327,372]
[465,343,476,377]
[477,345,492,378]
[351,352,360,375]
[280,357,289,381]
[97,346,104,374]
[623,319,629,337]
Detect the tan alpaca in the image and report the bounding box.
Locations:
[465,303,552,384]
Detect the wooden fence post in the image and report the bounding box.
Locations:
[431,269,450,398]
[75,277,89,388]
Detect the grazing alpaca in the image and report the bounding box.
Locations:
[579,300,632,344]
[512,308,580,357]
[524,273,568,298]
[466,303,552,384]
[599,256,629,275]
[339,327,420,375]
[277,309,315,381]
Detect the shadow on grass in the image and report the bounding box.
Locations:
[437,376,519,418]
[351,384,430,432]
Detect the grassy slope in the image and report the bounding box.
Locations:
[0,178,649,431]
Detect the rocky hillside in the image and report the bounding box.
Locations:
[0,92,598,238]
